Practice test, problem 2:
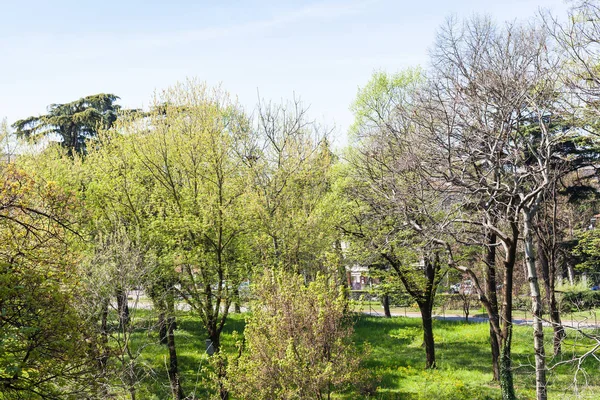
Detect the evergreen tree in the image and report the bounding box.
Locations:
[12,94,122,156]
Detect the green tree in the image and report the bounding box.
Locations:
[12,93,122,156]
[347,68,424,318]
[0,118,17,164]
[0,164,102,399]
[88,81,253,399]
[244,98,336,280]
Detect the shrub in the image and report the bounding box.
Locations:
[226,270,366,399]
[561,290,600,311]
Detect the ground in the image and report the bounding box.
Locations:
[122,308,600,399]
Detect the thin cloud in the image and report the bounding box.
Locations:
[124,0,378,48]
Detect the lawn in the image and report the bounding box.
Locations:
[120,309,600,399]
[352,316,600,399]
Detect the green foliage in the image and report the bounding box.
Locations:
[86,82,255,356]
[227,270,365,399]
[349,68,422,139]
[12,93,123,155]
[561,290,600,311]
[574,229,600,278]
[0,164,102,399]
[245,99,337,279]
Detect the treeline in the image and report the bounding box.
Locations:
[2,1,600,399]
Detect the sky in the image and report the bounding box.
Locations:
[0,0,569,147]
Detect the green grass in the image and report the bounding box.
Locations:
[119,309,246,399]
[114,309,599,399]
[352,316,600,399]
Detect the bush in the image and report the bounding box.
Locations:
[561,290,600,311]
[227,270,366,399]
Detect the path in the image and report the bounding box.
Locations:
[361,309,600,329]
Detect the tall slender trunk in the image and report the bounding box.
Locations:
[167,315,184,400]
[384,252,440,370]
[500,327,515,400]
[485,231,501,381]
[128,381,136,400]
[233,287,241,313]
[418,301,436,369]
[538,238,565,355]
[550,292,564,355]
[382,294,392,318]
[523,209,547,400]
[158,312,168,345]
[489,323,501,380]
[566,261,575,285]
[99,297,110,371]
[116,288,130,329]
[500,222,518,400]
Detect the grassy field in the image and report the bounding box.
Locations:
[352,316,600,399]
[121,308,600,399]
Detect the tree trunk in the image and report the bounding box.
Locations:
[233,286,241,314]
[500,223,518,400]
[523,209,547,400]
[550,293,565,356]
[167,315,184,400]
[99,297,110,371]
[484,231,501,381]
[500,328,516,400]
[385,253,440,370]
[382,294,392,318]
[158,312,168,345]
[538,238,565,355]
[116,288,130,329]
[418,302,436,369]
[167,293,177,331]
[566,261,575,286]
[489,323,501,382]
[209,329,221,354]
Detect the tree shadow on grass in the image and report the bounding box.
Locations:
[353,316,500,397]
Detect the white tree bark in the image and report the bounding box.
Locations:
[523,207,547,400]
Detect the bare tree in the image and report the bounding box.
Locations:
[412,16,569,400]
[343,72,450,368]
[242,96,334,280]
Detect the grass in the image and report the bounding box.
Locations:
[353,316,600,399]
[119,308,246,399]
[115,308,600,399]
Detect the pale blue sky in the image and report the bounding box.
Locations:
[0,0,568,146]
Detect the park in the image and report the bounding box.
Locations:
[2,1,600,399]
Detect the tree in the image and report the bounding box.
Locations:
[343,68,449,369]
[227,270,363,400]
[0,164,102,399]
[546,0,600,126]
[0,118,17,164]
[411,16,575,399]
[12,93,122,156]
[242,97,336,280]
[89,81,254,398]
[83,114,187,399]
[82,226,155,400]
